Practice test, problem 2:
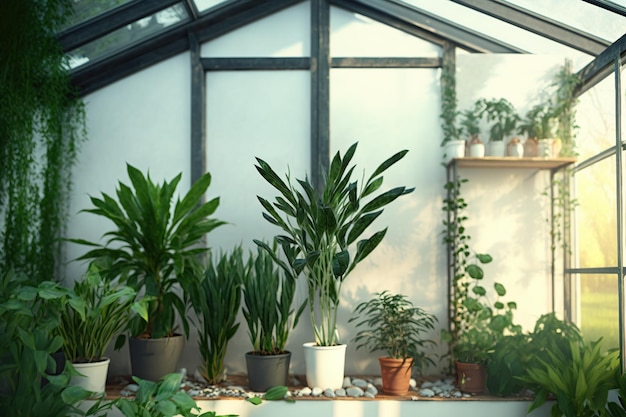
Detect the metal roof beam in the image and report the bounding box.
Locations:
[575,33,626,96]
[59,0,180,52]
[583,0,626,17]
[334,0,524,53]
[451,0,610,56]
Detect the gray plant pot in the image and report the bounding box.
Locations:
[245,351,291,392]
[129,334,184,381]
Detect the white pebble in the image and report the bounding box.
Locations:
[366,385,378,396]
[409,378,417,388]
[421,381,434,388]
[312,387,323,397]
[299,387,312,396]
[335,388,346,397]
[453,391,463,398]
[188,389,200,396]
[364,391,376,398]
[420,388,435,397]
[346,387,364,397]
[126,384,139,393]
[323,388,336,398]
[352,378,368,388]
[342,377,352,388]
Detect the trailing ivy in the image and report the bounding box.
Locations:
[0,0,85,282]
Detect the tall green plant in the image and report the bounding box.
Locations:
[256,142,413,346]
[0,0,85,283]
[243,242,306,355]
[71,164,226,340]
[189,249,242,385]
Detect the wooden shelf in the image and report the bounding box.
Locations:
[448,157,576,170]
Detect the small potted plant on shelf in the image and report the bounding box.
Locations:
[57,264,139,397]
[255,141,414,389]
[477,97,520,157]
[188,247,243,385]
[520,102,557,157]
[349,291,438,395]
[243,242,306,392]
[70,164,226,381]
[460,105,483,158]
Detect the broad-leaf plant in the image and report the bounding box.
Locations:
[255,142,413,346]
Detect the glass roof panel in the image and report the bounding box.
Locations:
[402,0,592,68]
[505,0,626,44]
[63,0,135,30]
[194,0,229,14]
[67,3,189,69]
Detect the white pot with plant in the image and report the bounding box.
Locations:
[57,265,138,396]
[255,142,413,389]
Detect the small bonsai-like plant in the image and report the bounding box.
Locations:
[243,242,306,355]
[188,248,242,385]
[349,291,437,373]
[520,102,556,140]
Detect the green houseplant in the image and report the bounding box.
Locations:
[349,291,437,395]
[57,264,139,396]
[71,163,226,381]
[460,104,484,157]
[477,98,519,156]
[188,248,242,385]
[441,177,520,394]
[243,242,306,391]
[255,141,413,389]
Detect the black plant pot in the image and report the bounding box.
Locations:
[245,351,291,392]
[129,334,184,381]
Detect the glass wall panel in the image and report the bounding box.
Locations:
[63,0,134,29]
[576,156,617,268]
[194,0,228,14]
[577,75,617,162]
[201,2,309,57]
[578,273,619,349]
[331,6,439,57]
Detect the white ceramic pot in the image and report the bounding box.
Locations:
[443,140,466,163]
[488,141,506,157]
[70,358,110,397]
[302,342,347,389]
[469,143,485,157]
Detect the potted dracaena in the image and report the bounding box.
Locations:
[57,264,139,397]
[255,142,413,389]
[243,242,306,391]
[71,164,226,381]
[349,291,437,395]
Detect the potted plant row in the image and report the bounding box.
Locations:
[255,141,414,389]
[71,163,226,381]
[349,291,438,395]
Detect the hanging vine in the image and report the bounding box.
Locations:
[0,0,85,283]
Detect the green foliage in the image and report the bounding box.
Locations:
[606,371,626,417]
[242,242,306,355]
[0,0,85,284]
[519,337,619,417]
[520,103,556,140]
[255,142,413,346]
[0,270,112,416]
[459,105,482,138]
[441,178,520,365]
[440,56,461,146]
[552,59,580,157]
[188,249,242,385]
[71,164,226,340]
[349,291,438,374]
[112,373,236,417]
[476,98,519,142]
[57,264,139,362]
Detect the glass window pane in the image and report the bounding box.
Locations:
[63,0,134,29]
[67,4,189,69]
[577,74,617,162]
[576,155,617,268]
[577,273,619,349]
[194,0,228,14]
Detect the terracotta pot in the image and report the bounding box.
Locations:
[524,137,538,157]
[379,357,413,395]
[455,360,486,394]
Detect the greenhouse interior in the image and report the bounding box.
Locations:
[3,0,626,416]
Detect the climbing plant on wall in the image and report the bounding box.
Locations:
[0,0,85,283]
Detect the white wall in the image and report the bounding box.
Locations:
[63,3,582,381]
